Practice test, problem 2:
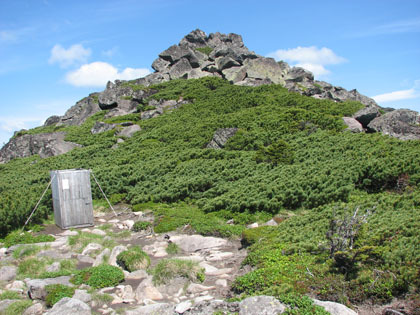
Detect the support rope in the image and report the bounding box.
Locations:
[22,173,56,231]
[91,171,118,217]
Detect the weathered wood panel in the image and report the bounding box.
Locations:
[50,169,94,229]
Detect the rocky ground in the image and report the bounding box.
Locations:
[0,205,367,314]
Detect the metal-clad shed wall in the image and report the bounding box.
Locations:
[50,169,94,229]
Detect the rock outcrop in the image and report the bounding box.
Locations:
[207,128,238,149]
[368,109,420,140]
[0,132,81,163]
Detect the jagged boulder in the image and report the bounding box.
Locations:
[57,93,100,126]
[117,124,141,138]
[207,128,238,149]
[312,299,357,315]
[0,132,81,163]
[243,57,285,85]
[353,106,381,128]
[169,58,193,79]
[285,67,314,82]
[368,109,420,140]
[44,115,61,127]
[46,298,91,315]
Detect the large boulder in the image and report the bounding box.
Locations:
[368,109,420,140]
[284,67,314,82]
[26,276,73,300]
[0,132,81,163]
[57,93,100,126]
[207,128,238,149]
[169,234,228,252]
[90,122,116,134]
[353,106,381,128]
[117,124,141,138]
[243,57,285,85]
[169,58,193,79]
[0,266,17,281]
[312,299,357,315]
[342,117,364,133]
[45,297,91,315]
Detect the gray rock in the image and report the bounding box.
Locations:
[263,219,278,227]
[312,299,357,315]
[23,302,44,315]
[239,296,286,314]
[26,276,73,300]
[44,115,61,127]
[37,249,72,260]
[342,117,364,133]
[126,269,148,280]
[125,303,174,315]
[46,297,91,315]
[135,276,163,303]
[243,57,285,85]
[169,58,193,79]
[159,45,191,64]
[93,248,111,267]
[77,254,95,264]
[81,242,103,255]
[0,300,18,312]
[170,234,228,252]
[353,106,381,128]
[187,69,214,79]
[368,109,420,140]
[0,132,81,163]
[285,67,314,82]
[152,57,171,72]
[117,124,141,138]
[0,266,17,281]
[179,29,208,48]
[183,299,239,315]
[207,128,238,149]
[72,289,92,303]
[109,245,127,266]
[235,78,273,87]
[222,66,247,83]
[141,109,163,120]
[176,301,192,313]
[215,56,240,71]
[58,93,100,126]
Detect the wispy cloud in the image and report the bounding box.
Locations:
[372,80,420,103]
[0,116,44,133]
[102,46,119,58]
[49,44,92,68]
[267,46,346,77]
[0,27,35,43]
[65,61,151,87]
[354,18,420,37]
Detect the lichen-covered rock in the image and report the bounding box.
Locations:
[117,124,141,138]
[90,122,116,134]
[368,109,420,140]
[222,66,247,83]
[169,58,193,79]
[0,266,17,281]
[207,128,238,149]
[57,93,100,127]
[26,276,73,300]
[243,57,285,85]
[44,115,61,127]
[0,132,81,163]
[284,66,314,82]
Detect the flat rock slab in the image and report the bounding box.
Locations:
[239,296,286,315]
[26,276,73,300]
[170,235,228,252]
[125,303,174,315]
[312,299,357,315]
[46,297,91,315]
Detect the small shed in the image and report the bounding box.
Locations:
[50,169,94,229]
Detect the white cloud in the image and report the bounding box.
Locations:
[65,61,151,87]
[102,47,118,57]
[0,116,44,133]
[372,80,420,103]
[267,46,346,77]
[49,44,91,68]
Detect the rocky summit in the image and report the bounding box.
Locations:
[1,29,419,163]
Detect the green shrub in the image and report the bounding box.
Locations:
[241,226,277,247]
[18,257,47,278]
[109,193,126,204]
[3,300,32,315]
[166,242,179,254]
[71,264,124,288]
[0,290,22,300]
[116,246,150,271]
[195,46,213,56]
[255,139,294,165]
[45,284,75,307]
[132,221,152,232]
[3,231,55,247]
[151,258,205,285]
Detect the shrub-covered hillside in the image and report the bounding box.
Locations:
[0,77,419,305]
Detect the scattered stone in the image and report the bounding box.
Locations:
[125,303,174,315]
[0,300,18,313]
[91,122,116,134]
[81,243,103,255]
[90,229,107,236]
[215,279,228,287]
[170,234,228,252]
[73,289,92,303]
[120,285,135,300]
[246,222,259,229]
[6,280,25,291]
[194,295,214,303]
[187,283,216,294]
[23,302,44,315]
[207,251,234,261]
[263,219,278,226]
[135,276,164,302]
[77,254,95,264]
[0,266,17,281]
[46,297,91,315]
[117,125,141,138]
[126,269,148,280]
[58,230,78,236]
[109,245,127,266]
[312,299,357,315]
[175,300,193,313]
[121,219,135,230]
[26,276,73,300]
[206,267,233,276]
[239,296,286,315]
[93,248,111,267]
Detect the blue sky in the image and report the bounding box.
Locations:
[1,0,419,145]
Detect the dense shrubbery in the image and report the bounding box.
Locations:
[0,77,418,304]
[116,246,150,271]
[71,264,124,288]
[45,284,75,307]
